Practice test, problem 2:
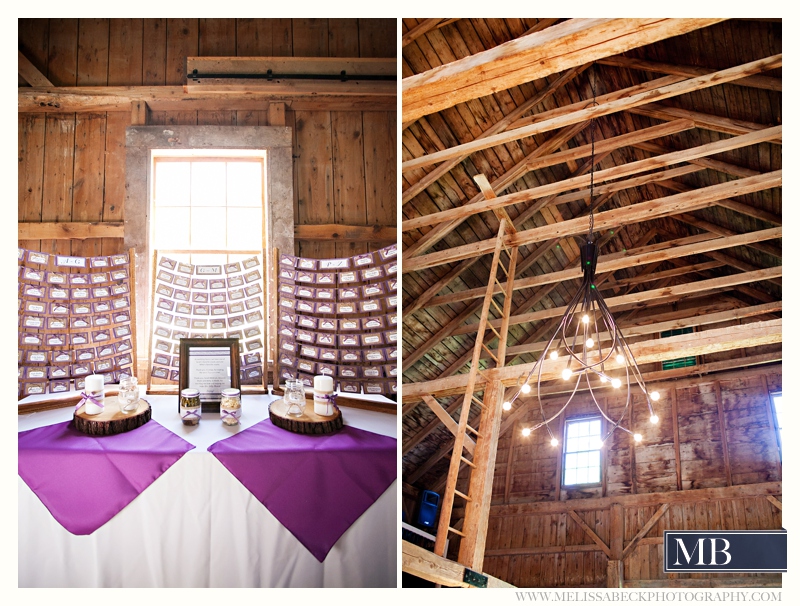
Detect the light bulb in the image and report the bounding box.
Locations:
[611,378,622,389]
[502,401,512,411]
[586,338,594,348]
[550,350,558,360]
[651,391,660,401]
[633,433,642,443]
[582,314,590,324]
[616,354,624,364]
[522,427,531,437]
[562,368,572,380]
[550,437,559,447]
[650,415,659,425]
[521,383,531,394]
[600,375,608,383]
[593,437,605,449]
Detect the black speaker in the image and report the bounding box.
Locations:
[415,490,439,529]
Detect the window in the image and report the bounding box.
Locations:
[770,391,782,456]
[661,327,697,370]
[563,416,603,486]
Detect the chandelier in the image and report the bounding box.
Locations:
[503,73,660,447]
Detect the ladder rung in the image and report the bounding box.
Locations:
[471,394,484,408]
[486,322,501,339]
[494,275,504,289]
[466,424,482,438]
[481,343,499,363]
[490,296,505,316]
[454,489,472,502]
[497,258,509,277]
[448,526,466,537]
[461,456,476,468]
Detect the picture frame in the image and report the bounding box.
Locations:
[178,338,240,413]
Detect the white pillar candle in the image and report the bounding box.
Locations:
[313,374,335,416]
[83,374,105,415]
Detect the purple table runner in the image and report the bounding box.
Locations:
[208,419,396,562]
[18,419,195,535]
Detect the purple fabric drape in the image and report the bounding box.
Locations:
[208,419,396,561]
[18,420,195,535]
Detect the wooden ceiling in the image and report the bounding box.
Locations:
[401,19,781,495]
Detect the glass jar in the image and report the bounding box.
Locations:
[118,375,140,414]
[180,388,201,425]
[285,379,306,417]
[220,387,242,426]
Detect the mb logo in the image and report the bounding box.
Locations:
[664,530,786,573]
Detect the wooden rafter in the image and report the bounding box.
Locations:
[18,50,52,87]
[402,18,724,123]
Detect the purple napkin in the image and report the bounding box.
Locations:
[208,419,396,561]
[18,419,195,535]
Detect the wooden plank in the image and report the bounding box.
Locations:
[766,495,782,511]
[142,19,167,85]
[598,55,781,91]
[715,381,733,487]
[402,53,780,170]
[626,578,781,588]
[402,18,723,123]
[102,112,129,257]
[293,224,395,242]
[403,129,781,234]
[568,511,612,557]
[41,114,76,258]
[402,319,782,401]
[18,222,125,240]
[671,386,683,491]
[187,56,396,77]
[331,111,367,257]
[421,395,476,454]
[19,50,52,86]
[629,103,781,140]
[486,544,603,556]
[760,374,783,476]
[621,503,670,560]
[18,114,46,251]
[402,540,515,588]
[294,109,333,260]
[108,19,144,86]
[131,101,148,126]
[402,19,445,48]
[70,113,106,258]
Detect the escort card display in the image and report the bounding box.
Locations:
[150,254,265,387]
[17,248,137,398]
[275,244,398,396]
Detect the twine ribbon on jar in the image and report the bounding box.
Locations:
[75,391,104,412]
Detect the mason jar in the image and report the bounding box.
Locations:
[180,388,202,426]
[220,387,242,426]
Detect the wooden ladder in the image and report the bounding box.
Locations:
[433,219,519,568]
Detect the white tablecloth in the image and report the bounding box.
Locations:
[18,393,397,588]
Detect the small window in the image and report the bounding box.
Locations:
[661,327,697,370]
[770,391,782,457]
[563,416,603,486]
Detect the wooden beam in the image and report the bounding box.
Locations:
[402,319,782,401]
[404,168,781,272]
[671,386,683,491]
[488,481,782,516]
[474,174,516,234]
[715,381,733,487]
[766,495,782,511]
[19,85,395,113]
[598,55,781,91]
[402,18,723,123]
[402,540,515,588]
[628,103,781,141]
[18,50,52,87]
[186,56,396,78]
[485,544,603,556]
[423,227,780,310]
[607,561,623,589]
[453,266,781,337]
[402,65,587,205]
[568,510,612,558]
[404,258,480,316]
[626,579,781,589]
[422,395,476,454]
[293,224,396,242]
[402,19,446,47]
[131,100,148,126]
[403,128,780,234]
[402,53,780,171]
[18,222,124,240]
[621,503,670,559]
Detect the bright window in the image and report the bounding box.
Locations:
[563,416,602,486]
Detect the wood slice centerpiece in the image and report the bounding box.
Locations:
[269,397,343,435]
[73,396,152,436]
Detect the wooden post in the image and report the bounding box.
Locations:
[272,247,280,393]
[671,386,683,490]
[131,100,148,126]
[608,502,624,587]
[607,560,623,588]
[714,381,733,486]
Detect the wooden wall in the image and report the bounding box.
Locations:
[472,364,782,587]
[18,18,396,262]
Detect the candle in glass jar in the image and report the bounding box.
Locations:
[83,374,105,415]
[313,374,334,416]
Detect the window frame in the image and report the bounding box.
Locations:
[561,414,604,488]
[769,391,782,459]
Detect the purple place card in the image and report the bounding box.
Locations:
[208,420,395,561]
[18,420,195,535]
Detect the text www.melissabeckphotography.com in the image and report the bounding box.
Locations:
[515,591,782,602]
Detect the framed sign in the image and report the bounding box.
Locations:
[178,338,240,413]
